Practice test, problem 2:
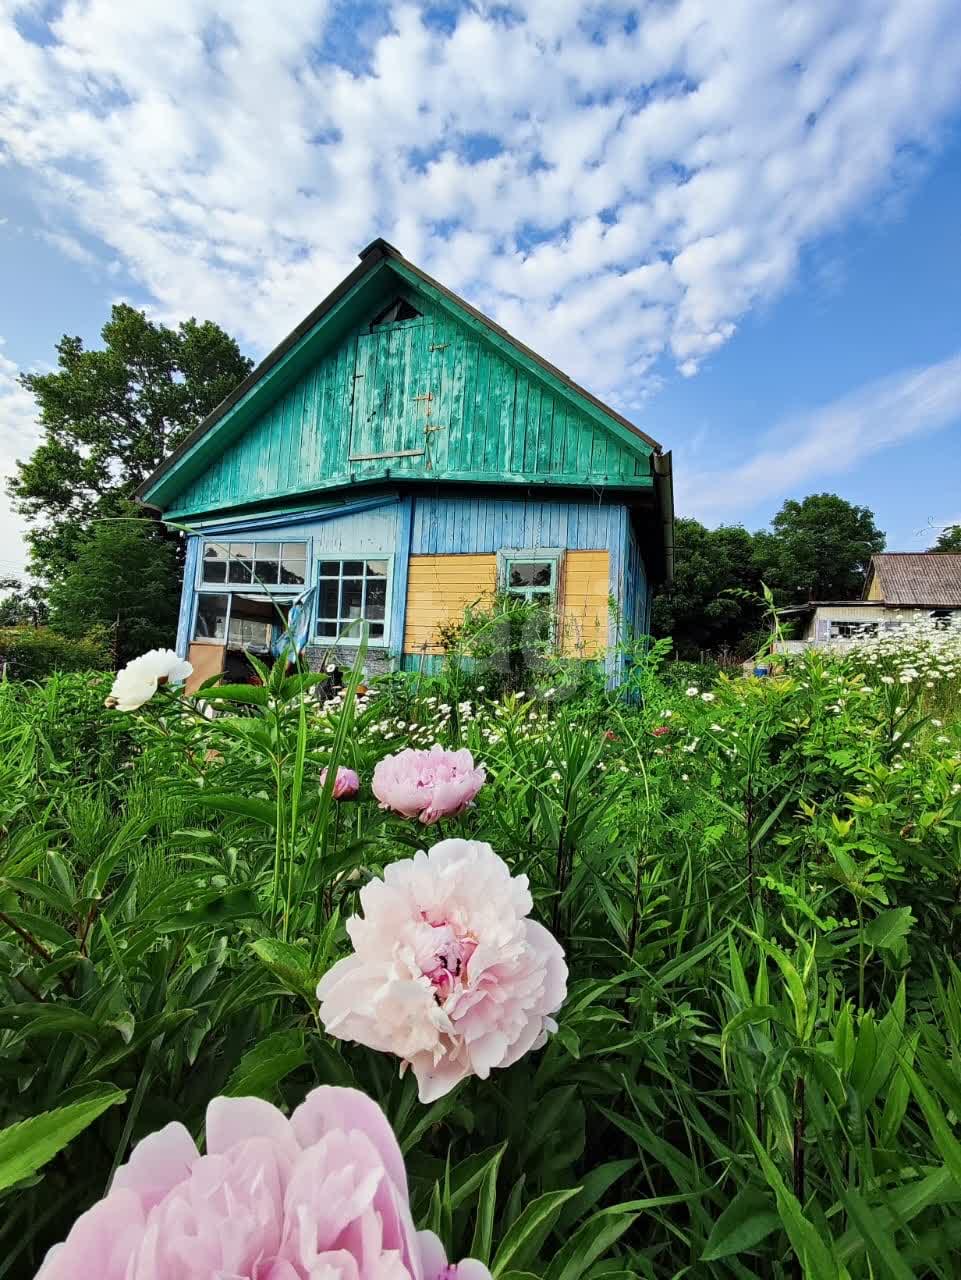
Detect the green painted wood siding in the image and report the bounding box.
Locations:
[168,300,651,518]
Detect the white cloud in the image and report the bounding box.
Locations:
[678,351,961,517]
[0,0,958,405]
[0,341,39,577]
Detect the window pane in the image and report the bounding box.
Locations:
[369,622,384,639]
[509,561,537,587]
[228,594,284,647]
[282,542,307,559]
[342,577,363,618]
[532,563,553,587]
[279,557,306,586]
[319,561,340,577]
[318,579,340,619]
[366,578,387,620]
[343,560,364,576]
[227,543,254,584]
[195,593,229,640]
[318,620,337,637]
[366,559,388,577]
[254,544,280,585]
[202,545,227,583]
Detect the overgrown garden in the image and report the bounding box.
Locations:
[1,616,960,1277]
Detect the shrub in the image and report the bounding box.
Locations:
[0,625,110,680]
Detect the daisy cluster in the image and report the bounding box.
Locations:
[836,618,961,689]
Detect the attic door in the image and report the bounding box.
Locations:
[348,321,437,462]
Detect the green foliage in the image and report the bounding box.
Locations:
[760,491,886,600]
[654,493,887,659]
[0,626,109,680]
[8,303,251,581]
[46,511,181,664]
[930,524,961,552]
[0,626,960,1275]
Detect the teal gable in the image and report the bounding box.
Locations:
[138,241,674,686]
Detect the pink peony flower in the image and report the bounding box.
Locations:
[372,746,486,825]
[321,765,361,799]
[317,839,568,1103]
[37,1086,490,1280]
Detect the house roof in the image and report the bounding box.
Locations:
[135,238,662,504]
[863,553,961,607]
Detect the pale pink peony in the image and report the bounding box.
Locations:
[372,746,486,825]
[321,765,361,799]
[37,1086,490,1280]
[317,840,568,1102]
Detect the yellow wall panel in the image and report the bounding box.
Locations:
[559,550,609,657]
[404,554,498,654]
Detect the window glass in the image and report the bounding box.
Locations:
[280,554,306,585]
[202,540,306,588]
[194,593,229,640]
[254,544,280,585]
[202,544,227,584]
[227,543,254,584]
[506,557,556,600]
[315,557,390,642]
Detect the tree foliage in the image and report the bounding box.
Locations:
[758,492,885,600]
[9,304,251,580]
[46,513,182,665]
[654,494,887,658]
[930,524,961,553]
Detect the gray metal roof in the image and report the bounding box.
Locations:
[864,553,961,607]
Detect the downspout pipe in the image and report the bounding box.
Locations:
[653,450,675,588]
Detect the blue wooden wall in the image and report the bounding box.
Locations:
[176,491,649,680]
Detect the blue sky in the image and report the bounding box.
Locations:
[2,0,961,577]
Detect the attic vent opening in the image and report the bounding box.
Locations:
[371,297,421,327]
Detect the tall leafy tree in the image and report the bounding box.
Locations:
[9,304,252,580]
[930,524,961,552]
[757,493,885,600]
[652,518,763,658]
[46,513,182,665]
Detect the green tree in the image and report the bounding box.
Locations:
[757,493,885,601]
[652,518,762,658]
[0,577,48,627]
[930,524,961,552]
[46,514,182,665]
[9,304,251,581]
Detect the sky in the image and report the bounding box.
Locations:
[1,0,961,579]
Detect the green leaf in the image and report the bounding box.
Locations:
[193,794,277,827]
[701,1185,780,1261]
[469,1142,505,1264]
[545,1210,637,1280]
[840,1187,917,1280]
[0,1085,126,1191]
[747,1127,840,1278]
[249,938,315,998]
[864,907,915,950]
[224,1030,308,1099]
[899,1058,961,1185]
[202,683,270,706]
[491,1187,582,1276]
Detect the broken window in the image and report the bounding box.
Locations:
[371,297,422,327]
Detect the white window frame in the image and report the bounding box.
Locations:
[314,553,393,647]
[196,538,310,592]
[496,548,564,603]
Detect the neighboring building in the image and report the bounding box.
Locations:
[775,552,961,652]
[136,240,674,690]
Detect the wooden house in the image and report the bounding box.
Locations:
[136,240,674,689]
[776,552,961,650]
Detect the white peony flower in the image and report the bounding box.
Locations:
[105,650,192,711]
